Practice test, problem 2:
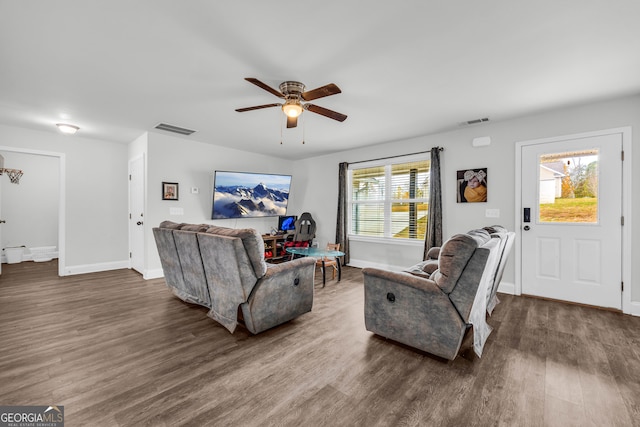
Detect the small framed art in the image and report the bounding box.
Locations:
[456,168,487,203]
[162,182,179,200]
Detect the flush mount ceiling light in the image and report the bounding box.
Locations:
[56,123,79,134]
[281,99,303,118]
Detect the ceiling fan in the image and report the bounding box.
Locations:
[236,78,347,128]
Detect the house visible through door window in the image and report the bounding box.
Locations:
[538,149,598,223]
[349,156,430,241]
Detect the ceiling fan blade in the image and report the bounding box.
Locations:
[301,83,341,101]
[235,103,281,112]
[245,78,285,98]
[305,104,348,122]
[286,116,298,128]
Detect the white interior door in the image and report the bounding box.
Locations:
[129,155,145,274]
[520,132,622,309]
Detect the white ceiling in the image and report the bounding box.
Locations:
[1,1,639,160]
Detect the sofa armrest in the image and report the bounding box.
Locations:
[264,256,316,276]
[241,257,316,334]
[362,268,441,294]
[426,246,441,260]
[362,267,466,360]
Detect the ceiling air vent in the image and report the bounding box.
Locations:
[154,123,197,136]
[463,117,490,126]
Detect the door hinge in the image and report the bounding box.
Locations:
[129,252,132,259]
[621,216,625,226]
[129,174,132,180]
[129,213,132,219]
[621,150,625,161]
[621,281,624,292]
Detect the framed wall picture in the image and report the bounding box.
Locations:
[162,182,179,200]
[457,168,487,203]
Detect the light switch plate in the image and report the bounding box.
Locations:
[485,208,500,218]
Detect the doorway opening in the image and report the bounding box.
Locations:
[0,146,66,276]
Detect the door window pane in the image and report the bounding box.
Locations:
[538,149,598,223]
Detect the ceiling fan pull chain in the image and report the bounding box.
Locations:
[280,113,283,145]
[302,113,305,145]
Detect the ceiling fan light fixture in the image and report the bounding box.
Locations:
[56,123,79,134]
[282,100,303,118]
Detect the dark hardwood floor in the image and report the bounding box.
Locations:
[1,260,639,426]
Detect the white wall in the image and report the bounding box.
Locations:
[0,124,129,273]
[1,151,59,254]
[294,95,640,305]
[143,131,294,276]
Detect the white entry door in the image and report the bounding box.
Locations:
[520,132,622,309]
[129,155,145,274]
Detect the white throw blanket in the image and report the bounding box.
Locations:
[468,237,501,357]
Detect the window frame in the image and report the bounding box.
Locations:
[348,153,429,246]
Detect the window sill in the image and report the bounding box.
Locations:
[348,235,425,247]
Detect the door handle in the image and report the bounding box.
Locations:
[136,221,143,226]
[524,225,530,231]
[0,220,5,224]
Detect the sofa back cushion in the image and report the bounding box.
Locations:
[205,226,268,278]
[172,230,211,306]
[180,224,210,232]
[152,227,185,290]
[197,233,257,332]
[159,220,185,229]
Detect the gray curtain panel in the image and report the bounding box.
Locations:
[424,147,443,260]
[336,162,350,265]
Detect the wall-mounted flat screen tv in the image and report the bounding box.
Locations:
[212,171,292,219]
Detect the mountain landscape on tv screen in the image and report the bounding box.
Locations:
[213,182,289,219]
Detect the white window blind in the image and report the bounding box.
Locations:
[349,156,430,241]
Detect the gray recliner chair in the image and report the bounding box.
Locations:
[419,225,515,315]
[363,229,502,360]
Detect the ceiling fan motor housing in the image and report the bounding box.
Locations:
[279,81,305,97]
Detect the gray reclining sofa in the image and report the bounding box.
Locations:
[153,221,316,334]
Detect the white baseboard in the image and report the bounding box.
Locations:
[63,260,129,276]
[497,281,516,295]
[2,253,59,264]
[144,269,164,280]
[347,258,406,272]
[629,301,640,317]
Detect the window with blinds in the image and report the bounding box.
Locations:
[349,157,430,240]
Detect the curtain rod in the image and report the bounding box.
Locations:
[348,147,444,165]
